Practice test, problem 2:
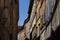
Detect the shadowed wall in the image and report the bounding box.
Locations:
[0,0,19,40]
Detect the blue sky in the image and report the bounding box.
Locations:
[18,0,30,26]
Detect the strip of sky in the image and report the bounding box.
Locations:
[18,0,30,26]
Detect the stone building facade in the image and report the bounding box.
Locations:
[24,0,60,40]
[24,0,36,39]
[0,0,19,40]
[18,28,25,40]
